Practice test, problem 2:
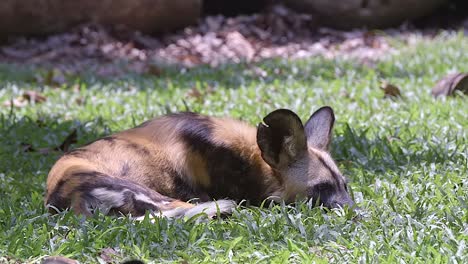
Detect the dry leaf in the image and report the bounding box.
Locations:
[185,85,216,103]
[186,87,203,99]
[145,64,163,76]
[225,31,255,62]
[23,91,47,103]
[75,97,85,105]
[0,4,398,74]
[3,91,47,108]
[41,69,66,87]
[99,247,120,263]
[38,148,56,155]
[56,129,78,152]
[251,66,268,78]
[42,256,78,264]
[3,98,28,108]
[432,73,468,97]
[71,84,81,92]
[380,81,401,99]
[20,145,58,155]
[20,143,35,152]
[22,129,78,155]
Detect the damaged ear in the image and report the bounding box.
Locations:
[304,106,335,150]
[257,109,307,169]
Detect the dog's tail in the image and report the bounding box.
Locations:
[45,168,235,219]
[156,199,236,218]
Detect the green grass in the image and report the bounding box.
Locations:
[0,32,467,263]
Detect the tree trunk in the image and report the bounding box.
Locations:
[0,0,201,36]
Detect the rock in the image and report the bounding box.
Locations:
[0,0,201,36]
[225,31,255,62]
[284,0,448,28]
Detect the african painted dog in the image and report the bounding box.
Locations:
[45,106,354,218]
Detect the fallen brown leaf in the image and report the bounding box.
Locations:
[185,85,216,104]
[250,66,268,78]
[186,87,203,99]
[38,147,58,155]
[432,73,468,97]
[145,64,163,76]
[44,69,67,87]
[75,97,85,105]
[0,4,402,75]
[71,84,81,92]
[99,247,120,263]
[2,91,47,108]
[20,144,59,155]
[380,81,402,99]
[3,98,28,108]
[20,129,77,155]
[20,142,35,152]
[42,256,78,264]
[56,129,78,152]
[23,91,47,103]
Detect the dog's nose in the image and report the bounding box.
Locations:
[332,196,357,210]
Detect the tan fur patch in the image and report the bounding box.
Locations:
[211,117,257,149]
[168,200,195,209]
[185,151,210,188]
[46,158,99,197]
[121,117,210,189]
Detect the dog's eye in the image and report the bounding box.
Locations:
[316,183,334,192]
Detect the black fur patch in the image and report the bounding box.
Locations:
[204,144,267,205]
[64,136,116,158]
[173,114,268,204]
[101,136,117,144]
[172,172,208,201]
[171,112,215,149]
[71,172,164,200]
[128,192,160,215]
[125,142,150,156]
[316,155,341,184]
[47,179,71,212]
[65,148,89,159]
[48,171,174,215]
[308,182,336,207]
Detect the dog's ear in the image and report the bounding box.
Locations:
[304,106,335,151]
[257,109,307,169]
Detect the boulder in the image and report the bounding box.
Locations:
[0,0,201,36]
[203,0,268,16]
[284,0,448,28]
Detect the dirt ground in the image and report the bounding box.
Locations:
[0,4,466,79]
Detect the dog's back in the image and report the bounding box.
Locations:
[45,112,272,217]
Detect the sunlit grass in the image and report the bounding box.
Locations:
[0,32,467,263]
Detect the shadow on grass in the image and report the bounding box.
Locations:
[0,112,113,174]
[0,56,375,91]
[332,124,463,181]
[1,110,461,187]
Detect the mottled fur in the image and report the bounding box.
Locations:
[45,107,354,218]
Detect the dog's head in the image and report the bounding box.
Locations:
[257,107,354,209]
